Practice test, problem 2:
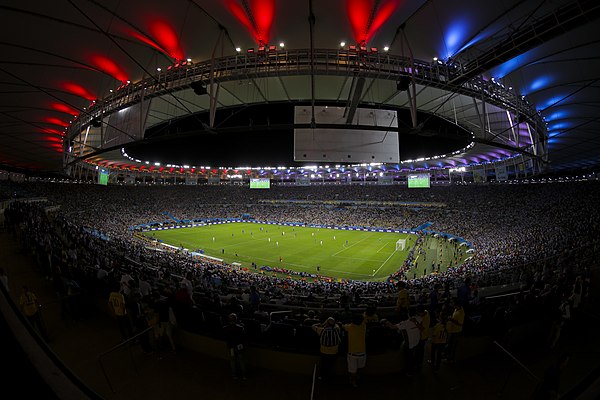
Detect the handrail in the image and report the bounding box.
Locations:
[269,310,292,323]
[493,340,539,381]
[0,275,103,400]
[97,326,153,393]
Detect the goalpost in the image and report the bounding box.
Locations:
[395,238,406,251]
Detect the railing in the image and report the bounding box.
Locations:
[97,326,153,393]
[493,340,540,398]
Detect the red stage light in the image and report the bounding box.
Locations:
[346,0,401,44]
[51,103,79,116]
[44,117,69,127]
[62,82,96,101]
[126,19,184,61]
[89,55,129,83]
[41,128,65,136]
[225,0,275,45]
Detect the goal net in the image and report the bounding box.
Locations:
[395,238,406,251]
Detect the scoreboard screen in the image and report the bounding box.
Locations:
[98,169,109,185]
[407,173,430,188]
[250,178,270,189]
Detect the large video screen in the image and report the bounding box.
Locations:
[98,169,109,186]
[407,173,430,188]
[250,178,270,189]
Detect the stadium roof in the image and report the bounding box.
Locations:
[1,0,599,173]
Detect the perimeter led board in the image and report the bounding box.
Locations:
[294,106,399,163]
[250,178,270,189]
[407,173,430,188]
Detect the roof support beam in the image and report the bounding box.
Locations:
[451,0,600,84]
[345,76,366,124]
[209,29,225,128]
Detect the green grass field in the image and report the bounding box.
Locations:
[144,222,417,281]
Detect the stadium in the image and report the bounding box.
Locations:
[1,1,600,399]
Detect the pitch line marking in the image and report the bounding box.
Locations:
[376,241,393,253]
[372,250,397,276]
[332,255,384,263]
[331,232,374,256]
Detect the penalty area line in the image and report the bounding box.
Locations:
[372,250,396,277]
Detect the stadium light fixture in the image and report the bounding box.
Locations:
[157,68,161,72]
[383,46,389,51]
[433,57,438,61]
[236,47,241,52]
[187,58,192,62]
[340,41,346,47]
[279,42,285,48]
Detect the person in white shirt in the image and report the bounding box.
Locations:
[383,312,420,376]
[138,275,152,299]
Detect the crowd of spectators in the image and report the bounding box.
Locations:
[2,180,599,382]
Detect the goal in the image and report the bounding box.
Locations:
[395,238,406,251]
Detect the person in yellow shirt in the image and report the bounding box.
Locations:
[343,314,367,388]
[363,305,379,325]
[430,313,448,372]
[19,285,48,340]
[396,281,410,320]
[108,284,132,340]
[445,298,465,363]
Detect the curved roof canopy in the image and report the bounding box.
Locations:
[1,0,599,172]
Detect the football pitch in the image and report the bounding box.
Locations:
[144,222,416,281]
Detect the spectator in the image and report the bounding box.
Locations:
[343,314,367,387]
[312,316,341,382]
[223,313,247,380]
[363,306,379,325]
[457,276,471,309]
[154,291,177,353]
[303,310,320,326]
[548,293,571,349]
[396,281,409,320]
[19,285,48,340]
[108,283,131,340]
[249,285,261,312]
[414,304,431,371]
[383,312,420,376]
[533,353,570,400]
[445,298,465,363]
[128,292,153,354]
[429,313,448,372]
